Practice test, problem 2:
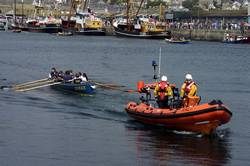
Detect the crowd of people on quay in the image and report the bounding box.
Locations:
[49,68,89,84]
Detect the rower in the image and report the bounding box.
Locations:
[49,67,58,80]
[154,75,173,108]
[57,71,64,81]
[79,72,88,82]
[73,73,82,84]
[63,70,74,83]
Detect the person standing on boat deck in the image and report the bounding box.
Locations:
[154,75,173,108]
[180,74,197,100]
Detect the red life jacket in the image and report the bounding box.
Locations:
[158,81,169,100]
[184,81,195,95]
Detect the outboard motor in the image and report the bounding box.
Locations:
[171,87,182,108]
[139,87,151,105]
[137,81,151,105]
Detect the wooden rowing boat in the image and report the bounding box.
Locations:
[51,82,96,94]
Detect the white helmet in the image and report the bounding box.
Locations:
[185,74,192,80]
[161,75,168,81]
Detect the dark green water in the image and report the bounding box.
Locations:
[0,31,250,166]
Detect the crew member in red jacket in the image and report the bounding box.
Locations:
[154,75,173,108]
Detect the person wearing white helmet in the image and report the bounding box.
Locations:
[180,73,197,99]
[161,75,168,81]
[154,75,173,108]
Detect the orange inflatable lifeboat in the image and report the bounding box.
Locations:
[125,99,232,135]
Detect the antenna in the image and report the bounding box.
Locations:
[152,47,162,82]
[158,47,161,79]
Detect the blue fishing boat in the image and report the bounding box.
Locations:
[51,82,96,94]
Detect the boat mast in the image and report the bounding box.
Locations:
[83,0,89,11]
[158,47,161,79]
[67,0,82,29]
[33,0,43,18]
[67,0,76,28]
[248,2,250,24]
[68,0,74,20]
[159,3,164,21]
[126,0,130,31]
[21,0,24,25]
[135,0,144,17]
[13,0,16,25]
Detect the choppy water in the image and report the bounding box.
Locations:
[0,31,250,166]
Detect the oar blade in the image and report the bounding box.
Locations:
[15,81,61,92]
[15,78,49,87]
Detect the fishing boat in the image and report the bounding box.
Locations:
[113,2,170,39]
[10,0,29,31]
[51,82,96,94]
[165,38,190,44]
[222,33,250,44]
[62,0,105,36]
[113,17,170,39]
[125,99,232,135]
[26,0,62,33]
[27,18,62,33]
[74,12,105,36]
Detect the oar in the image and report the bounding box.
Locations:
[14,79,55,90]
[15,78,49,87]
[0,80,54,91]
[15,82,61,92]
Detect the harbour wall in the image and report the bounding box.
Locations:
[104,26,250,41]
[170,29,250,41]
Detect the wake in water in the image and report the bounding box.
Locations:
[172,128,232,139]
